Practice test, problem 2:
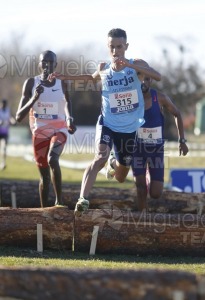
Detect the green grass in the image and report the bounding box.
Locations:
[1,153,205,187]
[0,155,134,189]
[0,247,205,275]
[1,151,205,274]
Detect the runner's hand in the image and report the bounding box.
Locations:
[33,84,44,101]
[48,72,66,81]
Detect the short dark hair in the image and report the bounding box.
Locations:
[39,50,57,62]
[108,28,127,41]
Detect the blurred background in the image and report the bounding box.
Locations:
[0,0,205,146]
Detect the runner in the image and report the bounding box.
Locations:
[132,75,189,211]
[16,50,76,207]
[0,99,16,170]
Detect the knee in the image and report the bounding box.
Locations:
[93,155,107,170]
[115,175,125,183]
[149,182,163,199]
[48,155,59,169]
[149,190,162,199]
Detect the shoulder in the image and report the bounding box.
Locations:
[98,62,107,72]
[92,62,108,80]
[156,90,172,106]
[133,58,149,67]
[23,77,35,90]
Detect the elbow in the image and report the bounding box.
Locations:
[15,114,22,123]
[156,73,162,81]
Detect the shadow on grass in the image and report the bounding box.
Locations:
[1,246,205,266]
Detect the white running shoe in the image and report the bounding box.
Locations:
[106,151,116,180]
[74,197,89,217]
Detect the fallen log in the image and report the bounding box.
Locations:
[1,207,205,255]
[74,210,205,256]
[0,180,135,208]
[148,191,205,214]
[0,180,54,207]
[0,207,73,250]
[0,267,201,300]
[1,180,205,214]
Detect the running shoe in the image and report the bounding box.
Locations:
[74,197,89,217]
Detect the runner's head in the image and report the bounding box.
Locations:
[39,50,57,79]
[107,28,128,59]
[141,76,152,94]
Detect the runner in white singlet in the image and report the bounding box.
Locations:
[16,50,76,207]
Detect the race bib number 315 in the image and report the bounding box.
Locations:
[109,90,139,114]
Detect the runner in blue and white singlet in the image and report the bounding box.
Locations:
[73,28,162,215]
[49,29,162,216]
[100,59,144,133]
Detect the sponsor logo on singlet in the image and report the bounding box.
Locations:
[107,75,134,87]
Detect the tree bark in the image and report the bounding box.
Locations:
[0,267,200,300]
[0,207,73,250]
[1,207,205,255]
[1,179,205,214]
[74,210,205,256]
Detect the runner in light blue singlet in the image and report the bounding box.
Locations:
[48,28,162,216]
[100,59,144,133]
[73,28,162,216]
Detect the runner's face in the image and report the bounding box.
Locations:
[108,37,128,60]
[141,77,152,94]
[39,53,57,78]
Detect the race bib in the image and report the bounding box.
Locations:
[34,102,58,119]
[138,126,162,144]
[109,90,139,114]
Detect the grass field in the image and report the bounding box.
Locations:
[0,246,205,275]
[0,148,205,274]
[1,151,205,187]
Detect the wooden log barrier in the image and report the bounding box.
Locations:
[0,180,53,207]
[0,180,135,209]
[1,180,205,214]
[0,267,202,300]
[0,206,205,255]
[74,210,205,255]
[0,207,73,250]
